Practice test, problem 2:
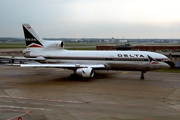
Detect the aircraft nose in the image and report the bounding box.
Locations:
[164,61,175,68]
[159,61,175,70]
[159,62,171,69]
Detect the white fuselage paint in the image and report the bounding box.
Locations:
[24,48,170,71]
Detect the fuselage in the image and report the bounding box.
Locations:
[24,48,171,71]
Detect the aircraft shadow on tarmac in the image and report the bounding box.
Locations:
[27,70,120,83]
[51,72,115,82]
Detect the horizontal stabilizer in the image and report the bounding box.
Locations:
[0,56,45,61]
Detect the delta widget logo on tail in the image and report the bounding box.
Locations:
[25,38,44,48]
[27,42,44,48]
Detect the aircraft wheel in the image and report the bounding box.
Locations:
[140,75,144,80]
[140,71,146,80]
[70,74,78,78]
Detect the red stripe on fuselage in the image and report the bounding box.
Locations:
[28,44,43,48]
[151,61,159,64]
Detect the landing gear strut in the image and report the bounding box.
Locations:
[70,73,77,78]
[140,71,146,80]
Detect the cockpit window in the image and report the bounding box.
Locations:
[161,58,170,61]
[156,59,162,62]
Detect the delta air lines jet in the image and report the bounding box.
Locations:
[3,24,175,79]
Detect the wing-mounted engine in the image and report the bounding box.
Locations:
[75,67,95,78]
[45,41,64,49]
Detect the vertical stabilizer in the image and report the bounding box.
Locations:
[22,24,44,48]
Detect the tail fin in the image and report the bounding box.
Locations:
[22,24,44,48]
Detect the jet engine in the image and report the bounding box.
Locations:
[45,41,64,49]
[75,68,94,78]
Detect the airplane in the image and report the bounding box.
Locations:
[1,24,175,79]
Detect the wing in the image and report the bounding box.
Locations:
[1,56,105,69]
[0,56,12,60]
[0,56,17,63]
[20,63,105,69]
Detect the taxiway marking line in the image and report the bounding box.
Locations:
[122,71,129,74]
[7,111,32,120]
[56,69,64,71]
[0,105,52,111]
[0,95,83,104]
[0,108,24,112]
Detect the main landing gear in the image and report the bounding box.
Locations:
[70,73,77,78]
[140,71,146,80]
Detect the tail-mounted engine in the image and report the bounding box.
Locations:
[45,41,64,49]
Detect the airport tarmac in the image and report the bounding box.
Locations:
[0,65,180,120]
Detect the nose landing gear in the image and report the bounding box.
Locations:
[140,71,146,80]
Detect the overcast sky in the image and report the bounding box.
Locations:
[1,0,180,38]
